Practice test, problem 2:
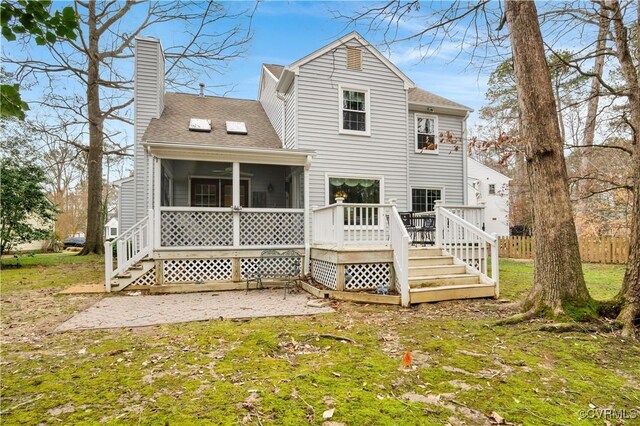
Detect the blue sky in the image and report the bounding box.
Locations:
[155,1,491,122]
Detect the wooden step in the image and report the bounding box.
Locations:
[408,255,454,266]
[410,283,496,303]
[409,264,466,277]
[409,274,480,288]
[409,247,443,257]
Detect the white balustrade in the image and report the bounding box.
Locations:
[312,200,391,248]
[104,209,153,291]
[388,205,411,306]
[435,205,499,295]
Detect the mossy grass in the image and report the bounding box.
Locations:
[1,255,637,425]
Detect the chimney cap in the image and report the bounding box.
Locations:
[199,83,205,97]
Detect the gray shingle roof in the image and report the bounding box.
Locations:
[263,64,284,79]
[408,87,472,111]
[143,92,282,149]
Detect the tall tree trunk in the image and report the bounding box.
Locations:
[80,2,104,255]
[608,0,640,337]
[505,0,591,318]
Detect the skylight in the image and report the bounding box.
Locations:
[226,121,247,135]
[189,118,211,132]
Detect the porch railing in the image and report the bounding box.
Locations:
[312,200,391,248]
[159,207,304,249]
[104,209,153,291]
[435,204,499,296]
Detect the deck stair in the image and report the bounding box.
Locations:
[110,258,154,291]
[408,247,495,303]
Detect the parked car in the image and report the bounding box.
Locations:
[63,237,85,249]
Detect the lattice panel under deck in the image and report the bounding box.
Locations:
[163,259,233,283]
[131,267,156,286]
[161,211,233,247]
[344,263,391,291]
[394,273,401,293]
[312,259,338,290]
[240,256,302,280]
[240,212,304,246]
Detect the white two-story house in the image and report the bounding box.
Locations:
[107,32,500,306]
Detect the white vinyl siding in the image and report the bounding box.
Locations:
[297,38,409,210]
[408,111,465,205]
[134,38,164,223]
[118,179,136,232]
[284,80,297,149]
[258,69,284,143]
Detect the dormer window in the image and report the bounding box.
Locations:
[339,84,370,136]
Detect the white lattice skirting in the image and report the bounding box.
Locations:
[161,211,233,247]
[163,259,233,283]
[311,259,338,290]
[131,267,156,286]
[240,212,304,246]
[344,263,391,291]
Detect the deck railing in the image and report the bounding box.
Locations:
[104,209,153,291]
[388,205,411,306]
[159,207,304,249]
[312,199,391,248]
[435,204,499,296]
[417,203,485,230]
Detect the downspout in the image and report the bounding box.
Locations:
[462,111,470,206]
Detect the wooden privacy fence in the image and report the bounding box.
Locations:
[499,236,629,264]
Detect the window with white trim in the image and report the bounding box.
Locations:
[415,114,438,153]
[488,184,496,195]
[339,86,370,135]
[411,188,442,212]
[329,177,380,204]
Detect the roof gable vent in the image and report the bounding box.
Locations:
[189,118,211,132]
[346,47,362,70]
[226,121,247,135]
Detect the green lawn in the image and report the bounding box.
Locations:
[1,254,638,425]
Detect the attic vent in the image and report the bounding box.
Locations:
[226,121,247,135]
[189,118,211,132]
[346,47,362,70]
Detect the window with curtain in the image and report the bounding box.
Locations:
[329,177,380,204]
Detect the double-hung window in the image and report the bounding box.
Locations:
[339,85,370,135]
[415,114,438,153]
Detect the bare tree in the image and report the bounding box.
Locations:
[5,1,254,254]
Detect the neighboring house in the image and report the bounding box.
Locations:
[104,217,119,241]
[467,158,511,237]
[106,32,500,306]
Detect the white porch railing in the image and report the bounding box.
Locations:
[435,205,499,296]
[104,209,153,292]
[417,203,485,231]
[312,200,391,248]
[388,205,411,306]
[159,207,304,249]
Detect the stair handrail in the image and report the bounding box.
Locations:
[104,209,153,292]
[388,204,411,306]
[435,203,499,297]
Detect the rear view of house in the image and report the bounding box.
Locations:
[107,32,499,306]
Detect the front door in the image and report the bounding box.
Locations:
[221,179,249,207]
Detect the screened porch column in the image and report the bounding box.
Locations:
[153,156,161,251]
[232,161,240,247]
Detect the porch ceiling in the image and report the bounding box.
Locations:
[144,141,315,166]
